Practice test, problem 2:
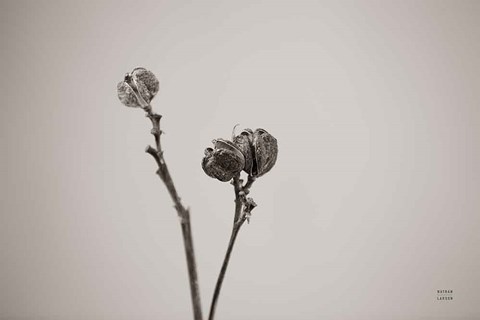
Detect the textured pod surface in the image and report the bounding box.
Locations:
[117,67,159,108]
[252,128,278,177]
[132,68,159,99]
[117,81,140,108]
[202,139,245,182]
[232,128,254,175]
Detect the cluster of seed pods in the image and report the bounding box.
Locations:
[116,67,278,183]
[202,128,278,182]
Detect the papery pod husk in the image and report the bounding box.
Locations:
[202,139,245,182]
[131,68,159,100]
[232,128,254,175]
[117,67,159,108]
[213,139,244,159]
[252,128,278,177]
[117,81,141,108]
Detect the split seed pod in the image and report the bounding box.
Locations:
[202,139,245,182]
[233,128,278,177]
[117,67,159,108]
[251,128,278,177]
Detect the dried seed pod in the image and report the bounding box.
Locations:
[233,128,278,177]
[232,128,254,175]
[202,139,245,182]
[252,128,278,177]
[117,67,159,108]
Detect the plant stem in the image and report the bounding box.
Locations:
[208,175,250,320]
[145,106,203,320]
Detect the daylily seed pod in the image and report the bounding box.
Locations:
[117,67,159,109]
[202,139,245,182]
[203,127,278,182]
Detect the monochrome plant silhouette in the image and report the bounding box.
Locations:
[117,67,278,320]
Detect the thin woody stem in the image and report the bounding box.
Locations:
[208,175,254,320]
[145,105,203,320]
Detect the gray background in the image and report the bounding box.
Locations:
[1,1,479,319]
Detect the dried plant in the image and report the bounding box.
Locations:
[117,67,278,320]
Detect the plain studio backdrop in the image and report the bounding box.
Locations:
[1,1,479,319]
